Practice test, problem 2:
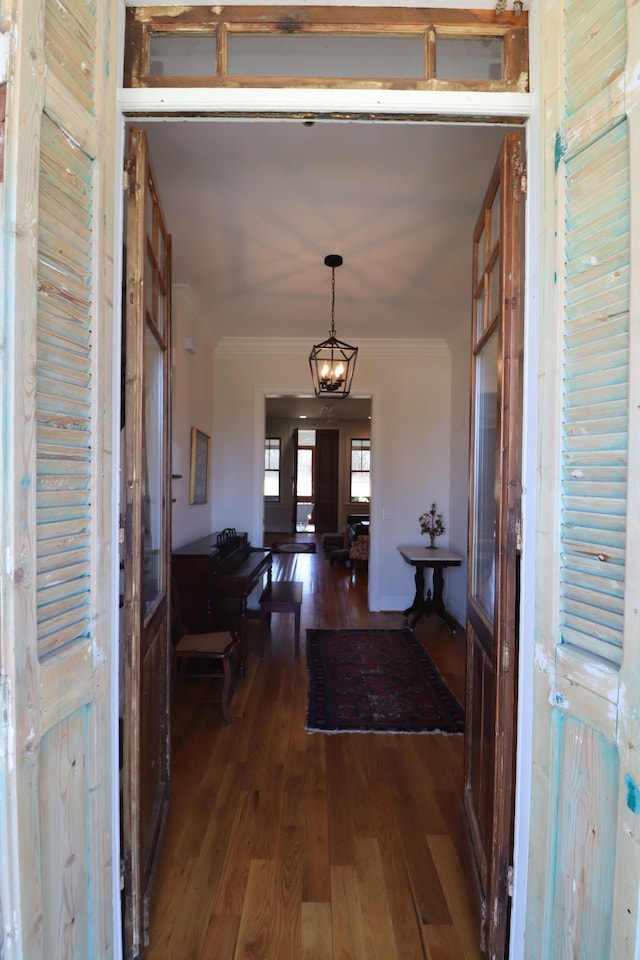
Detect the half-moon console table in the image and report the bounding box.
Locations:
[398,545,463,633]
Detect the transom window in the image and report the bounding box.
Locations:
[125,7,528,94]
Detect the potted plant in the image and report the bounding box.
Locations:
[419,503,446,548]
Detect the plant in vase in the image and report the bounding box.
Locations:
[419,503,446,548]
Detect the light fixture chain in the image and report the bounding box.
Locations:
[330,266,336,336]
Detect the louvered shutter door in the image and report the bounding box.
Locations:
[525,1,640,956]
[1,0,119,955]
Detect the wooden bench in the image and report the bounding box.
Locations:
[175,630,240,725]
[259,580,303,659]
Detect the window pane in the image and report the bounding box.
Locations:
[228,33,425,79]
[297,449,313,498]
[264,438,280,499]
[489,182,502,248]
[476,227,485,281]
[264,471,279,498]
[471,329,498,622]
[297,429,316,446]
[350,439,371,501]
[149,33,217,77]
[351,474,370,502]
[488,254,501,325]
[475,284,485,340]
[142,324,164,616]
[436,37,503,80]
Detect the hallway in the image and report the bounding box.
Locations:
[145,540,480,959]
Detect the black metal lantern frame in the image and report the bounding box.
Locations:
[309,254,358,399]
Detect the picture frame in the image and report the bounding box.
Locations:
[189,427,210,504]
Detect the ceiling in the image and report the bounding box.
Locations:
[140,119,510,350]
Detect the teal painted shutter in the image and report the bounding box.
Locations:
[560,0,629,666]
[36,111,94,657]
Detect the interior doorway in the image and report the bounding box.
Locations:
[121,112,527,959]
[264,395,372,540]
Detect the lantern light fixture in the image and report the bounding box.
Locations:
[308,254,358,399]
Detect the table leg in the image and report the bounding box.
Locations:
[403,566,425,618]
[431,566,458,633]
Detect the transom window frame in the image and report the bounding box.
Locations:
[125,6,528,93]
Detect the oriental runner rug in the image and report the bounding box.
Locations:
[305,628,464,734]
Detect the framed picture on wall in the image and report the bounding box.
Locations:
[189,427,210,504]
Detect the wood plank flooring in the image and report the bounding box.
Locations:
[145,536,481,960]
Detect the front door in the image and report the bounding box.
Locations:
[463,132,524,958]
[314,429,339,533]
[122,128,172,957]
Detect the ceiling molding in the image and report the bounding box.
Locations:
[216,337,449,356]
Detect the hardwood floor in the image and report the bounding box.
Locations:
[146,536,480,960]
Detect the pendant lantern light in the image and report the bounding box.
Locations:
[309,254,358,399]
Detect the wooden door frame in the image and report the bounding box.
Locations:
[116,86,537,958]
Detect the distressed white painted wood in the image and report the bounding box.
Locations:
[118,85,533,119]
[0,0,119,955]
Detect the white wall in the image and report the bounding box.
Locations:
[211,337,464,615]
[170,285,217,547]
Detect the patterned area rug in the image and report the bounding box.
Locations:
[306,628,464,734]
[271,541,317,554]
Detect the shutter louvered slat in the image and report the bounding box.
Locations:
[564,367,628,395]
[562,601,624,636]
[37,562,89,592]
[37,393,91,421]
[38,339,91,372]
[37,504,89,524]
[562,484,627,513]
[41,116,92,189]
[563,550,625,581]
[562,564,624,598]
[565,314,628,348]
[563,466,627,484]
[37,474,90,493]
[563,383,627,409]
[38,616,91,659]
[37,488,88,509]
[37,589,89,625]
[38,310,91,346]
[560,628,621,664]
[564,346,628,380]
[37,359,90,390]
[36,575,89,607]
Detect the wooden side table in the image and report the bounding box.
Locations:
[398,546,463,633]
[259,580,303,659]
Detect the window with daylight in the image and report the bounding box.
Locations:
[264,437,281,501]
[350,438,371,502]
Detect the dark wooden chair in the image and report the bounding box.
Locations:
[174,629,240,725]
